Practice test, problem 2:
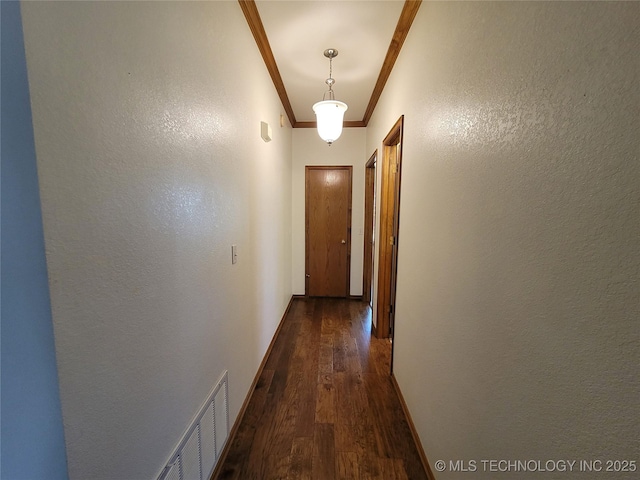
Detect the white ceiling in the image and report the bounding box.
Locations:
[255,1,406,124]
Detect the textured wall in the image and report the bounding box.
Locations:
[367,2,639,478]
[292,128,367,296]
[0,2,68,478]
[21,2,292,479]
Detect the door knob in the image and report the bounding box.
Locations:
[341,239,346,244]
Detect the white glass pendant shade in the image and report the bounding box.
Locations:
[313,100,348,145]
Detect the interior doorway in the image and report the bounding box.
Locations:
[305,166,353,297]
[375,116,404,341]
[362,152,377,308]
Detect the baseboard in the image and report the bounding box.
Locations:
[391,374,436,480]
[209,295,296,480]
[349,295,363,301]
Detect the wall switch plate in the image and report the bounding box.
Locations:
[260,121,272,142]
[231,245,237,264]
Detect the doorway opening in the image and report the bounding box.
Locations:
[363,151,377,311]
[375,116,404,353]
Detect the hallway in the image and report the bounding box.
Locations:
[6,2,638,478]
[216,297,428,479]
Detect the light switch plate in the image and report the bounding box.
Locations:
[260,121,272,142]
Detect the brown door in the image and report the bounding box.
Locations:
[305,166,352,297]
[362,152,377,305]
[376,116,404,341]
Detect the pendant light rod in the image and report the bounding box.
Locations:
[323,49,338,101]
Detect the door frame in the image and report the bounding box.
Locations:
[305,165,353,298]
[375,116,404,340]
[362,151,377,306]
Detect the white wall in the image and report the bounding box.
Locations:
[21,2,292,479]
[367,2,639,478]
[1,3,68,478]
[292,128,367,296]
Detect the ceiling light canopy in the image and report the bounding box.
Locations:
[312,49,348,146]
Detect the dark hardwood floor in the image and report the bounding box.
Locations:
[215,297,427,480]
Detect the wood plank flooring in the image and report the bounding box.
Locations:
[215,297,427,480]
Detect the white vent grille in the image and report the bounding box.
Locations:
[214,381,228,458]
[199,402,216,476]
[164,461,181,480]
[181,425,201,480]
[157,371,230,480]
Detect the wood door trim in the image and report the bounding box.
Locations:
[375,116,404,339]
[383,115,404,146]
[305,166,353,298]
[365,151,377,169]
[362,151,377,304]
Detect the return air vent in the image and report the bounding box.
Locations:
[214,382,228,458]
[200,402,216,476]
[157,371,230,480]
[181,424,201,480]
[164,461,180,480]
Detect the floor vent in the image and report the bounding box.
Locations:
[157,371,229,480]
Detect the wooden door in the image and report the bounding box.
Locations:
[306,166,352,297]
[362,152,377,305]
[376,116,404,340]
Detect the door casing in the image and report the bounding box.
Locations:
[375,116,404,341]
[362,151,377,307]
[305,166,353,297]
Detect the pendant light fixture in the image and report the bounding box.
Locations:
[312,49,348,146]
